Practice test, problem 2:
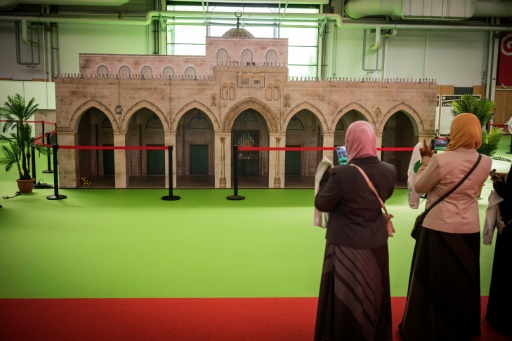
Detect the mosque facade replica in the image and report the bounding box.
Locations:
[53,27,437,189]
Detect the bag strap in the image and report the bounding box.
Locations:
[424,153,482,215]
[350,164,391,218]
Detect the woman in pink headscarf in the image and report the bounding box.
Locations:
[314,121,397,341]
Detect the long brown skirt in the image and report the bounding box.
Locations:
[314,242,392,341]
[399,226,481,341]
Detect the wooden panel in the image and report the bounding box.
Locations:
[494,89,512,133]
[437,85,454,95]
[472,85,486,99]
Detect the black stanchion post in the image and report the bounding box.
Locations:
[227,145,245,200]
[508,134,512,154]
[42,121,53,173]
[162,145,180,201]
[47,144,67,200]
[31,145,36,180]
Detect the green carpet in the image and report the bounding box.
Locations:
[0,136,510,299]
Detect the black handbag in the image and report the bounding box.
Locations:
[411,153,482,239]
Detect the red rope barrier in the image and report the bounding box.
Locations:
[59,145,167,150]
[239,146,414,152]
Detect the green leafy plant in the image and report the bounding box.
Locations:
[0,94,49,180]
[451,94,495,126]
[451,94,502,156]
[478,127,502,157]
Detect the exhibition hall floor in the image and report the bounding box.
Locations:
[1,136,511,340]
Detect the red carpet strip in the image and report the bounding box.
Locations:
[0,297,507,341]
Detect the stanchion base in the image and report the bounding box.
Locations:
[47,194,67,200]
[42,170,54,173]
[162,195,181,201]
[227,195,245,200]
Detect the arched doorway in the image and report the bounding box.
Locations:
[176,109,215,188]
[382,111,416,187]
[125,109,165,188]
[333,110,367,165]
[77,107,114,188]
[231,109,269,188]
[285,109,323,188]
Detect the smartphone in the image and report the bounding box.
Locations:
[336,146,348,165]
[432,138,448,151]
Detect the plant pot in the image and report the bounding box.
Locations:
[16,178,35,194]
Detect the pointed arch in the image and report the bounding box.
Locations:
[379,102,423,135]
[172,100,220,132]
[284,102,327,134]
[223,97,278,133]
[70,99,118,133]
[121,100,169,134]
[331,102,372,133]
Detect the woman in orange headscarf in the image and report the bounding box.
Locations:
[399,113,492,340]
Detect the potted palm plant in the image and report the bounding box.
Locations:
[0,94,48,193]
[451,94,502,157]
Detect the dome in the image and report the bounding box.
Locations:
[222,28,254,38]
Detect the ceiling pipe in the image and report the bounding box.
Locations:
[0,11,511,32]
[170,0,329,3]
[0,10,344,27]
[0,0,129,7]
[370,26,381,50]
[339,19,512,31]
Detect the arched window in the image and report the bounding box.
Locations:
[217,48,228,64]
[266,50,277,64]
[188,114,210,129]
[163,66,174,78]
[241,49,253,64]
[119,66,130,78]
[97,65,108,77]
[141,66,152,78]
[185,67,196,78]
[287,117,304,130]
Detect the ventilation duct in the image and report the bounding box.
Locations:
[344,0,512,20]
[0,0,129,8]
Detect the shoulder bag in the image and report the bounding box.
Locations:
[351,164,395,237]
[411,153,482,239]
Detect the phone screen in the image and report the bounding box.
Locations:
[433,138,449,150]
[336,146,348,164]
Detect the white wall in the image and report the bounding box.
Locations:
[327,27,487,87]
[0,19,493,108]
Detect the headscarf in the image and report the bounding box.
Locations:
[345,121,377,159]
[446,113,482,151]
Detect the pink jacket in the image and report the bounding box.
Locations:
[414,148,492,234]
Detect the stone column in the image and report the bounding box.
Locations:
[114,133,127,188]
[57,131,78,188]
[323,133,334,160]
[269,133,286,188]
[215,133,230,188]
[375,133,383,159]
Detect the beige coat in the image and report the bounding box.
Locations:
[414,147,492,234]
